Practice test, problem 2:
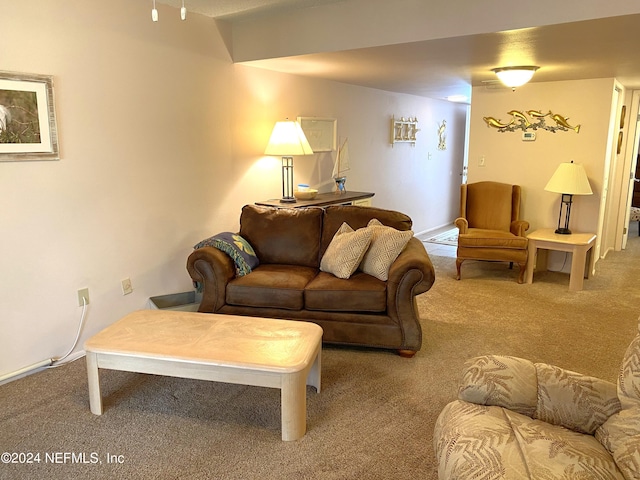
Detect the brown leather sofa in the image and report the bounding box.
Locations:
[187,204,436,357]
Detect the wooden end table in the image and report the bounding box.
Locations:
[525,228,597,291]
[84,310,322,441]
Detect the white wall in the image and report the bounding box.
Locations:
[0,0,466,378]
[230,66,468,234]
[0,0,233,377]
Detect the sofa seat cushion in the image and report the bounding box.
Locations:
[458,228,527,249]
[435,400,624,480]
[305,271,386,313]
[226,264,317,310]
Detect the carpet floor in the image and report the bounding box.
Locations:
[1,236,639,480]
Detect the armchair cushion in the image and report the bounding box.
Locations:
[457,228,528,249]
[464,181,515,231]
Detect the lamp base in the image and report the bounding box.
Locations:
[555,227,572,235]
[280,197,296,204]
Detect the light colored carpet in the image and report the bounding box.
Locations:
[1,237,639,480]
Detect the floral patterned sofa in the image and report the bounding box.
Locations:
[434,322,640,479]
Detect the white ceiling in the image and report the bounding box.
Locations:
[157,1,640,101]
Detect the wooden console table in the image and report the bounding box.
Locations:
[256,191,374,209]
[525,228,597,291]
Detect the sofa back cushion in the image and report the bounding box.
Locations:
[320,206,412,258]
[239,204,323,268]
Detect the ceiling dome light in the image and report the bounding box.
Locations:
[491,66,539,90]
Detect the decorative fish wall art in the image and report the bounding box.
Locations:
[483,110,580,133]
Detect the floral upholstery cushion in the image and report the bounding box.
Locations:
[596,330,640,480]
[434,341,638,480]
[435,400,625,479]
[457,355,620,434]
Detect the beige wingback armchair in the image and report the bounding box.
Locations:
[454,181,529,283]
[434,320,640,479]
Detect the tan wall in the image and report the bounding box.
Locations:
[468,79,616,238]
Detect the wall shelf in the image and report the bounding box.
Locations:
[391,116,419,146]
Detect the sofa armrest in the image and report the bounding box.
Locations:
[454,217,468,234]
[186,246,236,313]
[387,237,435,295]
[385,238,436,352]
[458,355,538,417]
[458,355,621,434]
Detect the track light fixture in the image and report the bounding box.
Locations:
[151,0,187,22]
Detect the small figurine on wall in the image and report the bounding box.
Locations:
[437,120,447,150]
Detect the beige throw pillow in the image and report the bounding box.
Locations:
[359,218,413,281]
[320,222,373,279]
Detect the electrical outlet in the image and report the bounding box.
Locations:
[77,288,90,307]
[121,278,133,296]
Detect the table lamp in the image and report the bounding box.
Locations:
[264,120,314,203]
[544,160,593,234]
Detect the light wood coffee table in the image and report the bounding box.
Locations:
[84,310,322,441]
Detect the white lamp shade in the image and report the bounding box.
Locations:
[492,66,538,88]
[264,121,314,156]
[544,161,593,195]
